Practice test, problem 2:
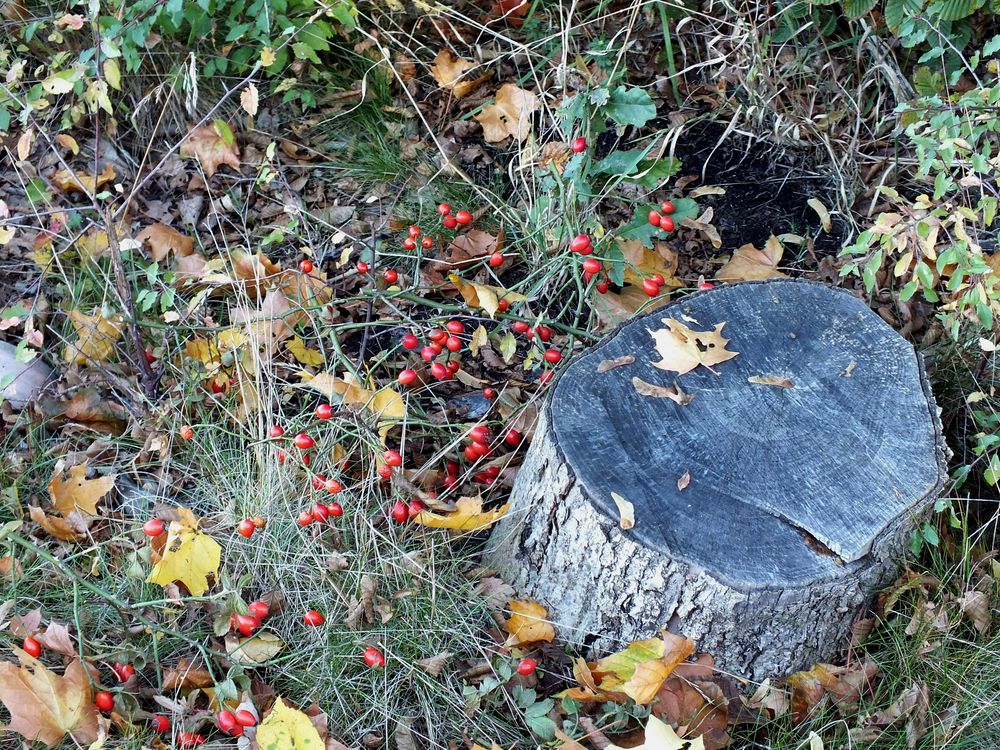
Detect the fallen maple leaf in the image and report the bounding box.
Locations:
[0,654,100,747]
[448,273,527,318]
[257,697,325,749]
[619,239,680,288]
[50,163,115,194]
[608,714,705,750]
[647,318,739,376]
[48,462,115,516]
[717,235,787,282]
[179,119,241,177]
[28,506,87,541]
[146,507,221,596]
[63,310,123,365]
[475,84,540,142]
[503,599,555,646]
[430,50,489,99]
[137,223,194,262]
[413,496,509,533]
[286,336,325,367]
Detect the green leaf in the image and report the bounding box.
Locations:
[885,0,923,29]
[842,0,878,17]
[928,0,982,20]
[593,148,649,176]
[604,86,656,127]
[626,157,681,189]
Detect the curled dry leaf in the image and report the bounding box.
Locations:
[647,318,739,376]
[48,462,116,515]
[611,491,635,530]
[137,223,194,262]
[162,658,214,690]
[413,495,509,533]
[416,652,454,677]
[448,273,527,318]
[475,84,540,143]
[632,376,694,405]
[807,198,832,233]
[677,471,691,491]
[503,599,555,647]
[430,50,489,99]
[748,374,794,389]
[226,630,285,665]
[179,120,241,178]
[29,506,89,541]
[717,235,787,283]
[63,310,123,365]
[51,163,116,194]
[597,355,635,373]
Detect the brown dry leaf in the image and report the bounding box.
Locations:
[441,229,502,268]
[748,374,794,388]
[647,318,739,376]
[0,655,100,747]
[51,163,116,194]
[683,208,723,249]
[162,658,214,690]
[475,84,539,143]
[591,284,670,327]
[717,236,787,283]
[652,655,729,749]
[29,506,88,541]
[0,555,22,582]
[448,273,527,318]
[430,50,489,99]
[632,376,694,405]
[746,678,790,718]
[240,83,259,116]
[35,622,76,657]
[415,652,454,677]
[54,134,79,154]
[957,590,991,633]
[677,471,691,491]
[137,223,194,262]
[503,599,555,647]
[611,492,635,530]
[598,355,635,373]
[63,310,123,365]
[784,662,876,723]
[231,289,294,348]
[48,462,115,515]
[413,496,509,533]
[179,120,241,177]
[619,239,680,288]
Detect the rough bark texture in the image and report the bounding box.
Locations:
[486,280,948,681]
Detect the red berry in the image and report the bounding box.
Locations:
[179,732,205,748]
[569,234,592,253]
[314,403,332,420]
[443,216,458,229]
[437,203,451,216]
[420,346,437,362]
[297,511,314,526]
[363,646,386,668]
[408,499,426,517]
[303,454,311,467]
[378,464,393,480]
[469,425,491,443]
[299,259,313,273]
[421,236,433,249]
[151,715,170,733]
[582,258,602,274]
[383,268,398,283]
[235,709,257,727]
[384,449,403,467]
[483,387,497,400]
[430,362,449,380]
[408,225,421,238]
[235,613,260,637]
[505,429,522,446]
[642,278,661,297]
[517,657,538,676]
[699,281,714,290]
[497,298,510,312]
[660,215,675,232]
[488,251,504,267]
[293,433,315,450]
[648,210,661,227]
[144,347,156,363]
[217,709,238,734]
[446,320,465,334]
[248,601,269,620]
[402,237,417,250]
[210,379,225,394]
[455,210,472,225]
[356,261,370,274]
[277,449,288,464]
[544,349,562,364]
[445,335,462,352]
[536,325,552,342]
[571,137,587,153]
[539,370,554,384]
[311,503,330,522]
[391,500,408,524]
[447,459,460,475]
[95,690,114,712]
[513,321,530,334]
[311,473,326,491]
[650,273,665,287]
[22,636,41,658]
[428,329,447,342]
[303,609,325,626]
[142,518,165,537]
[402,333,420,350]
[597,280,609,293]
[398,369,418,386]
[660,200,675,214]
[443,475,458,489]
[447,360,460,375]
[324,477,343,494]
[112,662,135,682]
[463,444,480,462]
[269,425,285,438]
[237,519,256,538]
[179,425,194,440]
[327,501,344,517]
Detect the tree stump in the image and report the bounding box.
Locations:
[487,279,948,681]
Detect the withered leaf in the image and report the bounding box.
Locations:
[647,319,739,376]
[597,355,635,373]
[611,492,635,530]
[748,374,794,389]
[632,376,694,405]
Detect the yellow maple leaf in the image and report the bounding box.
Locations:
[179,120,241,178]
[256,698,324,749]
[146,508,221,596]
[647,318,739,376]
[48,463,115,515]
[50,163,116,194]
[618,239,681,288]
[413,496,509,533]
[63,310,123,365]
[448,273,527,318]
[503,599,555,647]
[717,235,787,283]
[286,336,325,367]
[475,84,540,142]
[0,654,100,747]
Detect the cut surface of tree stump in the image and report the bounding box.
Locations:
[487,279,948,680]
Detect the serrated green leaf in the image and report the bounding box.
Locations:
[928,0,982,20]
[885,0,924,29]
[842,0,878,17]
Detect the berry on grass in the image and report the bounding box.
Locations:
[303,609,325,626]
[517,657,537,676]
[298,259,313,273]
[363,646,386,668]
[179,425,194,440]
[237,519,256,538]
[22,636,41,658]
[142,518,165,537]
[293,433,315,450]
[95,691,114,712]
[571,137,587,153]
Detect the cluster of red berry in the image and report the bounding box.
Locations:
[228,599,271,637]
[436,202,473,230]
[389,497,426,523]
[402,224,434,251]
[647,200,676,230]
[216,708,258,738]
[399,318,475,383]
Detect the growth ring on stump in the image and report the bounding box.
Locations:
[487,279,948,681]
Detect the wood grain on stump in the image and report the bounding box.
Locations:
[487,279,948,680]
